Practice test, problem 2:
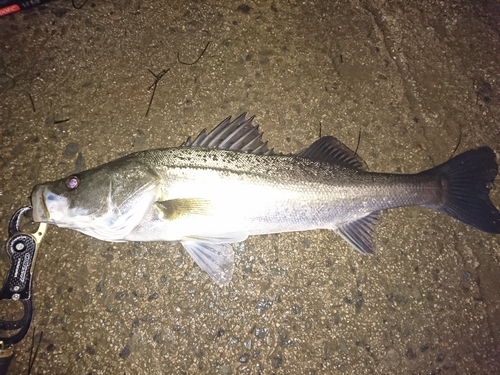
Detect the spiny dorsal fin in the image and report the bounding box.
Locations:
[181,113,274,155]
[297,136,367,170]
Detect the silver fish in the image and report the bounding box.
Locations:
[31,114,500,285]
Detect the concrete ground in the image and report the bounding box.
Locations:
[1,0,500,374]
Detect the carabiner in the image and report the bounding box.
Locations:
[0,206,47,348]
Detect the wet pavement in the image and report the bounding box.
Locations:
[1,0,500,374]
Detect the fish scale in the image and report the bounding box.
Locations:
[136,147,438,227]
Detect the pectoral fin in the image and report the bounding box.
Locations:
[156,198,213,220]
[181,241,235,285]
[334,212,380,255]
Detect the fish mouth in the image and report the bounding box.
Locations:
[31,184,50,222]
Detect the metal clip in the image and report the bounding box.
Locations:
[0,206,47,348]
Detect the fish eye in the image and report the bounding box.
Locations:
[65,176,80,190]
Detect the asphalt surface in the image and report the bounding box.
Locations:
[1,1,500,374]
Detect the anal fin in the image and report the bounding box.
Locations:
[334,212,380,255]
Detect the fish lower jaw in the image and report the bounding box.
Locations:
[31,185,50,222]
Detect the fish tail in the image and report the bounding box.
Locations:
[424,146,500,233]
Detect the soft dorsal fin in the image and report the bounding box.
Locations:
[297,136,367,170]
[181,113,274,155]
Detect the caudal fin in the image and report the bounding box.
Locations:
[426,146,500,233]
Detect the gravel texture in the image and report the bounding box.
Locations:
[0,1,499,374]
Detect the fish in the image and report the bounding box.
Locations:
[31,113,500,285]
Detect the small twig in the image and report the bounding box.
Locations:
[71,0,88,9]
[354,129,361,155]
[27,329,43,375]
[54,118,70,124]
[177,41,211,66]
[145,69,169,117]
[28,93,36,113]
[147,69,168,90]
[449,124,462,160]
[318,121,322,138]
